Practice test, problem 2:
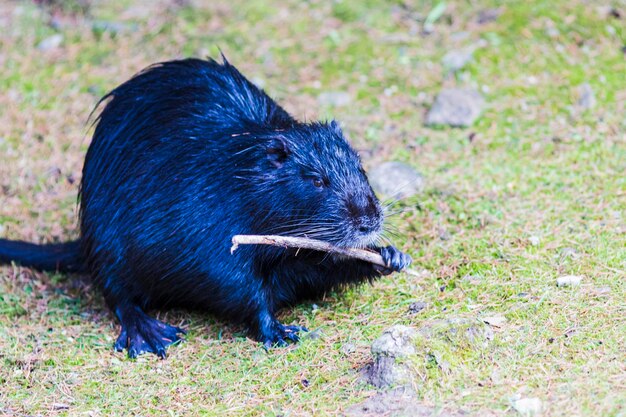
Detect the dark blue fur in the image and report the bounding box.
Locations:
[0,57,411,358]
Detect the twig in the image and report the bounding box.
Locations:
[230,235,424,278]
[231,234,386,266]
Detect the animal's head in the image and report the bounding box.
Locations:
[248,121,384,249]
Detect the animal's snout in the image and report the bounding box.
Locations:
[346,192,383,235]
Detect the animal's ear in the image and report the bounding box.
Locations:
[266,136,290,168]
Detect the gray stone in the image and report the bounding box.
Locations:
[577,83,596,109]
[340,343,356,355]
[512,397,543,416]
[442,48,474,72]
[477,8,502,24]
[92,20,138,35]
[462,274,482,285]
[37,34,63,51]
[482,315,507,327]
[371,325,417,358]
[557,275,582,287]
[368,162,424,200]
[426,89,484,127]
[408,301,427,314]
[365,355,412,389]
[367,325,418,388]
[318,91,352,107]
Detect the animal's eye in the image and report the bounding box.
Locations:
[312,177,324,188]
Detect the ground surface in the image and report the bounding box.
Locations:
[0,0,624,416]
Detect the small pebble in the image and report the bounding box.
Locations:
[37,34,63,51]
[556,275,583,287]
[408,301,427,314]
[512,397,543,416]
[340,343,356,355]
[483,316,507,327]
[425,88,485,127]
[577,83,596,109]
[477,8,502,24]
[368,161,424,200]
[462,274,482,285]
[442,48,474,72]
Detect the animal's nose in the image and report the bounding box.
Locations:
[358,224,376,234]
[356,214,382,235]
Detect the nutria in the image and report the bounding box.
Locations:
[0,57,411,358]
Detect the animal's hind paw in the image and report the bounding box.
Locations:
[114,313,186,359]
[262,324,308,350]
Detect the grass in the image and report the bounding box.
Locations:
[0,0,624,415]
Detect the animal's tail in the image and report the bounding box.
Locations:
[0,239,85,273]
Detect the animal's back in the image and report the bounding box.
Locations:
[79,58,294,310]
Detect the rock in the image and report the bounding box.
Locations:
[425,89,484,127]
[408,301,427,315]
[368,162,424,200]
[442,48,474,72]
[512,397,543,416]
[482,316,507,327]
[91,20,138,35]
[556,275,583,287]
[576,83,596,109]
[594,286,611,295]
[344,387,472,417]
[367,325,417,388]
[365,355,412,389]
[462,274,482,285]
[371,325,417,358]
[37,34,63,51]
[340,343,356,355]
[318,91,351,107]
[477,8,502,24]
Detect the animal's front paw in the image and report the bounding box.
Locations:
[375,246,412,275]
[261,323,308,349]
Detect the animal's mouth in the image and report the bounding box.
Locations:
[346,220,383,249]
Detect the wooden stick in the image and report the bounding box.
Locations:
[231,234,386,266]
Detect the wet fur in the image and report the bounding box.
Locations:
[0,57,411,358]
